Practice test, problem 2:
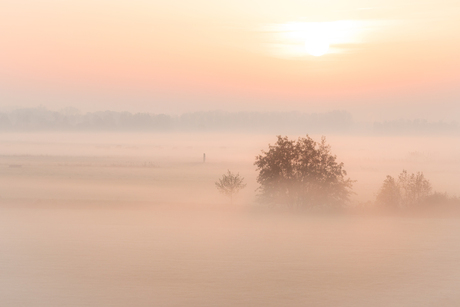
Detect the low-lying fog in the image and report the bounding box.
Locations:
[1,132,460,306]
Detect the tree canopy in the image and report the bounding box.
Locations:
[254,135,353,210]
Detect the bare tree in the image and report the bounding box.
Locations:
[215,170,246,205]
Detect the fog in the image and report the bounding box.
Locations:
[1,131,460,306]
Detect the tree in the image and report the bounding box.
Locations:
[398,170,431,207]
[215,170,246,204]
[376,175,401,209]
[254,135,353,210]
[376,170,432,209]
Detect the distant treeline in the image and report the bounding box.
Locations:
[373,119,459,135]
[0,107,458,135]
[0,108,353,133]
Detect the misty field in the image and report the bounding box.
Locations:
[1,132,460,205]
[1,132,460,306]
[2,205,460,306]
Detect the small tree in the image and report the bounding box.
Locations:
[376,175,401,209]
[398,170,431,207]
[215,170,246,204]
[376,170,432,209]
[254,135,353,210]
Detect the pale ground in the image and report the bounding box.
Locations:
[1,203,460,306]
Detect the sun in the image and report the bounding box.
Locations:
[303,24,332,57]
[305,35,330,56]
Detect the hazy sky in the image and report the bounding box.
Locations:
[1,0,459,120]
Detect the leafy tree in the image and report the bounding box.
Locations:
[254,135,353,210]
[376,175,401,209]
[376,170,432,209]
[215,170,246,204]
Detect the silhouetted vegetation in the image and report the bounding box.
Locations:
[0,107,353,132]
[215,170,246,205]
[376,170,440,210]
[254,135,353,210]
[1,107,459,135]
[373,119,459,135]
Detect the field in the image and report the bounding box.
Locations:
[1,132,460,306]
[1,132,459,206]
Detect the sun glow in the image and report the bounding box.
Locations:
[263,20,366,58]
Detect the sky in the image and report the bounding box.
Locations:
[1,0,459,120]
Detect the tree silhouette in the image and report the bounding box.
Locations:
[376,170,432,209]
[215,170,246,205]
[254,135,353,210]
[398,170,432,207]
[376,175,401,209]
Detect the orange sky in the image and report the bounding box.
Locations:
[1,0,459,120]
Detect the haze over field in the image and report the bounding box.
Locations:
[1,132,459,205]
[1,0,460,306]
